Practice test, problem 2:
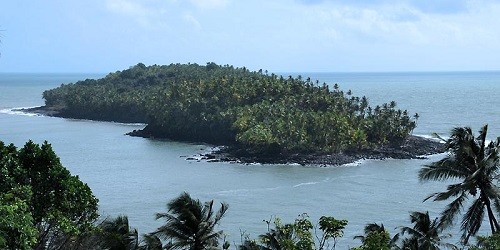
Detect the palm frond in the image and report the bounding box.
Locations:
[214,202,229,224]
[423,192,439,202]
[438,192,467,228]
[477,124,489,159]
[398,211,451,250]
[139,233,162,250]
[203,200,215,224]
[399,226,422,239]
[493,196,500,215]
[432,183,467,201]
[460,198,485,244]
[431,132,447,143]
[419,159,470,181]
[483,149,500,176]
[153,192,228,250]
[483,185,500,202]
[421,125,500,244]
[153,225,188,241]
[366,222,385,232]
[353,222,386,243]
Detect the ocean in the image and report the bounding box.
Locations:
[1,71,499,248]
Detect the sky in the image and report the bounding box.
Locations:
[1,0,500,73]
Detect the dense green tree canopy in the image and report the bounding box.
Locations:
[0,187,37,249]
[0,140,99,249]
[42,63,417,154]
[470,233,500,250]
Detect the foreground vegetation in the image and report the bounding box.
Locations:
[0,140,98,249]
[2,124,498,249]
[41,63,418,155]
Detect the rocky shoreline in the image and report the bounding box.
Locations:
[189,135,446,166]
[22,105,65,117]
[23,106,446,166]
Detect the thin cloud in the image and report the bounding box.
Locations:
[301,0,500,47]
[188,0,230,9]
[106,0,151,18]
[296,0,471,14]
[105,0,169,29]
[3,0,500,72]
[183,14,202,30]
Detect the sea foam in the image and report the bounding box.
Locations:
[0,107,40,117]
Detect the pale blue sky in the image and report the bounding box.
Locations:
[1,0,500,73]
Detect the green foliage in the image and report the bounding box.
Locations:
[153,192,229,250]
[361,231,391,250]
[470,233,500,250]
[352,223,393,250]
[259,215,315,250]
[139,233,163,250]
[241,214,347,250]
[351,231,391,250]
[42,63,417,154]
[419,125,500,244]
[97,215,139,250]
[0,186,37,250]
[0,140,99,249]
[318,216,348,250]
[396,211,455,250]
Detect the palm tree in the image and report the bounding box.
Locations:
[397,211,455,250]
[237,218,292,250]
[138,234,163,250]
[153,192,229,250]
[98,215,139,250]
[354,223,398,249]
[238,240,262,250]
[353,223,387,243]
[419,125,500,244]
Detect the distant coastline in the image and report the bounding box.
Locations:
[23,105,445,166]
[26,63,448,166]
[23,105,63,117]
[184,135,445,166]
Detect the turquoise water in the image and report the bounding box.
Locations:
[1,72,499,248]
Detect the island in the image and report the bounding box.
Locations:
[28,63,444,165]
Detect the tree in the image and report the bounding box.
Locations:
[470,233,500,250]
[259,214,315,250]
[138,234,163,250]
[419,125,500,243]
[240,214,347,250]
[41,63,417,156]
[0,186,37,250]
[396,211,455,250]
[317,216,348,250]
[153,192,229,250]
[97,215,139,250]
[0,140,99,249]
[352,223,393,250]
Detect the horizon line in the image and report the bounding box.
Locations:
[1,69,500,75]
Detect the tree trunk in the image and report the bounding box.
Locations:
[482,193,500,233]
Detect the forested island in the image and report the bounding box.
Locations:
[30,63,444,164]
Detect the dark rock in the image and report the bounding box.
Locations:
[24,106,445,167]
[196,135,445,166]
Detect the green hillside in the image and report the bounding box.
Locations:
[42,63,417,154]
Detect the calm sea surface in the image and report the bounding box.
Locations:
[1,72,499,248]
